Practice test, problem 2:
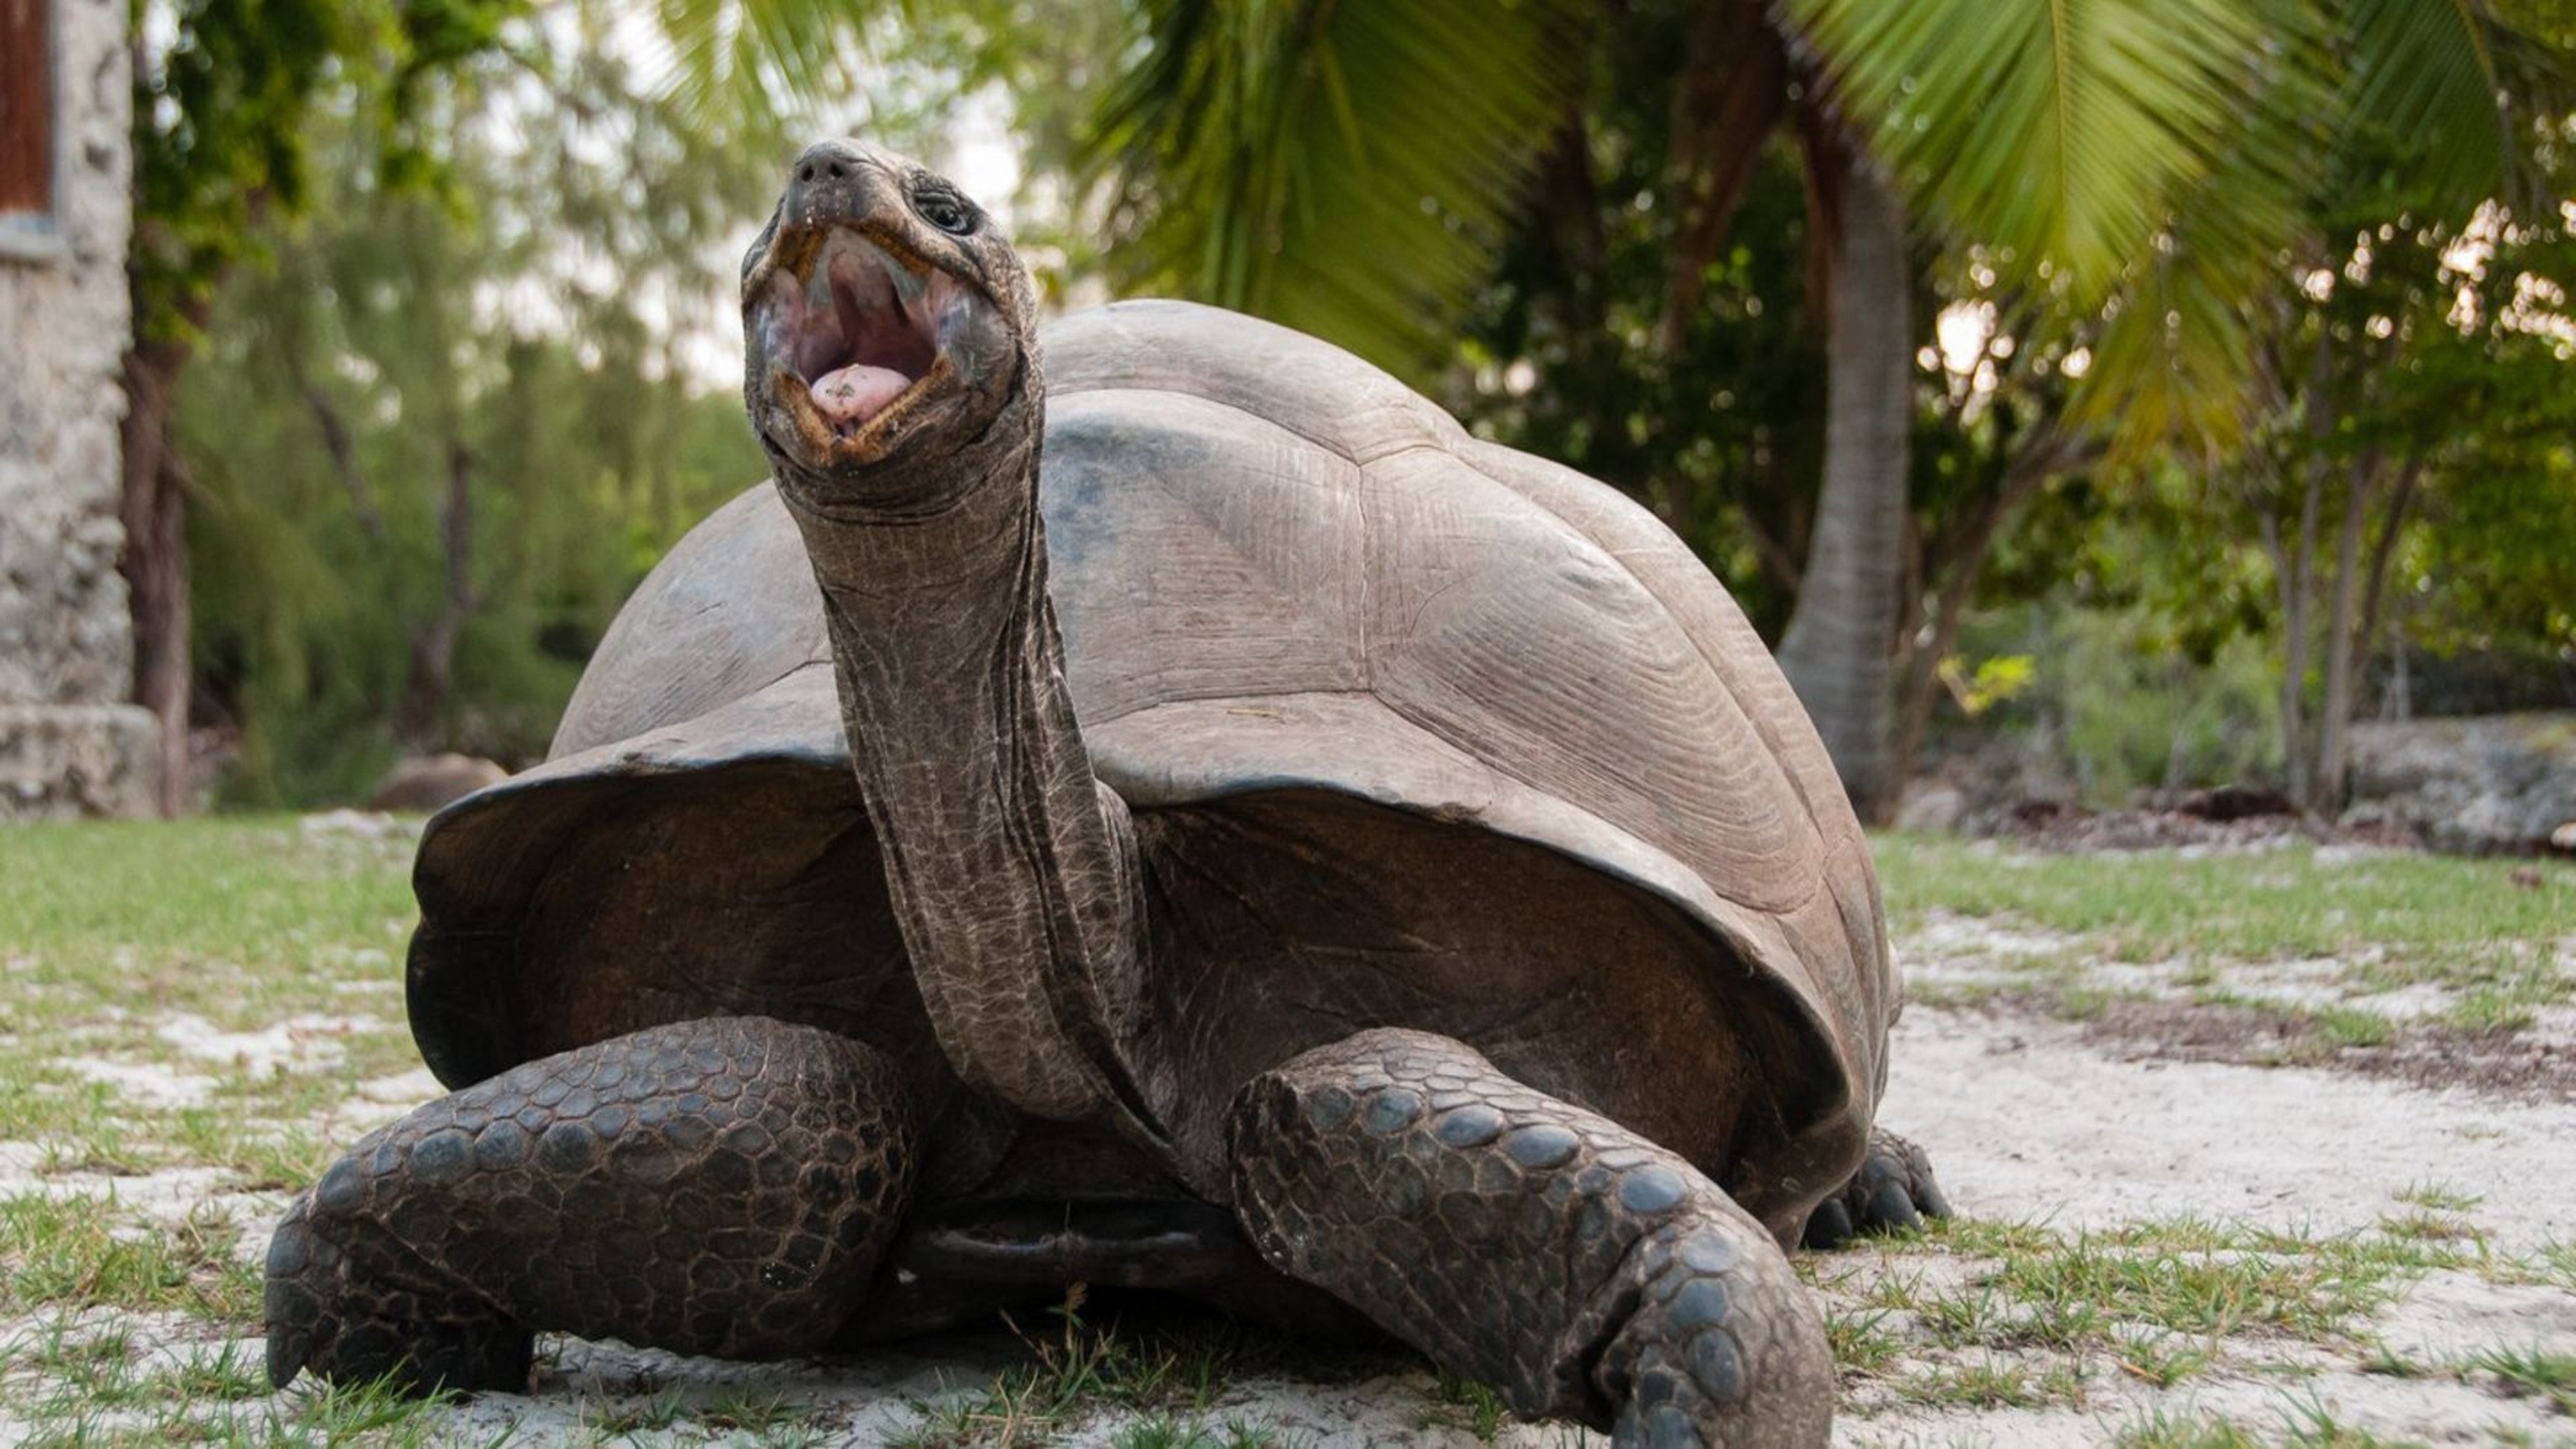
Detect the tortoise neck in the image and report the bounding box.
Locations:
[784,429,1166,1144]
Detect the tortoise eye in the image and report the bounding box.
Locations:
[914,190,975,236]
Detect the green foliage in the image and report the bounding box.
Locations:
[1081,0,1587,380]
[2053,609,2284,803]
[1939,655,2034,717]
[1774,0,2568,464]
[176,34,777,803]
[1780,0,2304,303]
[1450,3,1828,631]
[131,0,527,339]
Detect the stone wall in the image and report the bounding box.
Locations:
[0,0,158,818]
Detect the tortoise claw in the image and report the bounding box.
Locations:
[263,1195,531,1393]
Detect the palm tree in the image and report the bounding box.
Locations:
[668,0,2566,819]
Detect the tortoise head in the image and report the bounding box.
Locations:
[741,142,1038,506]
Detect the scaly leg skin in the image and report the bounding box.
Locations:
[1799,1128,1949,1250]
[1229,1028,1833,1448]
[265,1016,916,1394]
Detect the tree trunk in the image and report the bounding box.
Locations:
[1656,0,1786,352]
[2257,468,2322,807]
[394,439,478,750]
[2272,334,2336,806]
[117,331,195,817]
[2353,461,2422,678]
[2311,464,2377,811]
[2316,458,2422,803]
[1889,431,2076,788]
[1776,148,1911,822]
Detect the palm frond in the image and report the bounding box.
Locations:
[1081,0,1586,380]
[656,0,937,127]
[2343,0,2510,217]
[1778,0,2302,303]
[2063,0,2332,462]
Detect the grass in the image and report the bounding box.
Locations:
[1106,1418,1307,1448]
[886,1293,1352,1448]
[1820,1212,2506,1420]
[583,1388,686,1436]
[1421,1366,1511,1439]
[0,1193,260,1320]
[0,817,456,1446]
[2470,1344,2576,1413]
[1886,1353,2082,1408]
[2312,1006,2397,1049]
[1821,1303,1905,1377]
[2393,1181,2483,1214]
[1876,833,2576,1073]
[2112,1399,2420,1449]
[1872,833,2575,968]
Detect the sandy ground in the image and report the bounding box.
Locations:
[1886,1004,2576,1252]
[5,993,2571,1445]
[1834,1006,2576,1445]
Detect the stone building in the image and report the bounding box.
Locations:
[1,0,157,817]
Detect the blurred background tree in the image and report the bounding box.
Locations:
[155,0,2576,821]
[158,1,985,804]
[1054,0,2576,818]
[128,0,527,811]
[177,28,780,803]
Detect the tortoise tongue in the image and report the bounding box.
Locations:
[810,362,913,425]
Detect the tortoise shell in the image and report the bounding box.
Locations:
[405,300,1894,1220]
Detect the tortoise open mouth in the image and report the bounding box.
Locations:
[749,225,981,449]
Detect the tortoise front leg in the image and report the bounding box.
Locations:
[1228,1029,1832,1447]
[264,1016,916,1394]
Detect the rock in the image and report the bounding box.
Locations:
[2344,714,2576,855]
[368,754,506,812]
[2006,798,2079,831]
[301,808,411,841]
[2553,822,2576,855]
[2174,783,2301,822]
[0,705,162,821]
[1893,782,1968,834]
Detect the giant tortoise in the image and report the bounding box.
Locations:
[264,140,1945,1445]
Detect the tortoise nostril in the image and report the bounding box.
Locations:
[798,164,815,184]
[826,162,846,180]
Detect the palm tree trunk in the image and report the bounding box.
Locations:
[1776,149,1910,822]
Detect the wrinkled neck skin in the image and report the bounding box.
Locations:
[773,373,1171,1159]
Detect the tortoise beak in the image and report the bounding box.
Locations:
[750,227,970,442]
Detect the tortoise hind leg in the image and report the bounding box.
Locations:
[265,1016,916,1394]
[1228,1028,1832,1447]
[1801,1128,1950,1250]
